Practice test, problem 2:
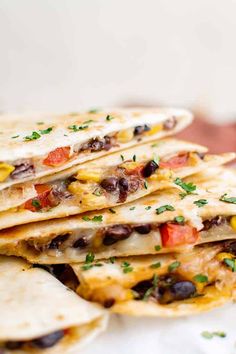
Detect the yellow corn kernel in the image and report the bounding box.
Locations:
[93,235,103,248]
[149,169,172,182]
[68,181,87,195]
[76,169,102,183]
[117,128,134,143]
[126,289,135,300]
[230,216,236,231]
[145,124,163,136]
[0,163,15,182]
[216,252,234,262]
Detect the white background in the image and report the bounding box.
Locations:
[0,0,236,122]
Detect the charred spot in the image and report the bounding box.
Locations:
[196,152,206,160]
[203,216,227,231]
[133,125,150,136]
[134,224,152,234]
[103,298,115,308]
[103,224,133,246]
[48,234,70,249]
[163,116,177,130]
[142,160,159,178]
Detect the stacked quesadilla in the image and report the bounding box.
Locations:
[0,108,235,351]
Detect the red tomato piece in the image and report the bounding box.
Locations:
[43,147,70,167]
[159,153,189,169]
[160,223,198,247]
[24,184,52,212]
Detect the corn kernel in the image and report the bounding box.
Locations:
[216,252,234,262]
[76,169,102,183]
[230,216,236,231]
[145,124,163,136]
[0,163,15,182]
[68,181,87,195]
[117,128,134,143]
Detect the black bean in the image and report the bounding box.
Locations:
[163,116,177,130]
[73,237,88,249]
[11,161,35,180]
[203,216,226,231]
[170,281,196,300]
[104,298,115,308]
[134,224,152,234]
[132,280,153,299]
[100,177,118,192]
[134,125,150,136]
[48,234,70,249]
[223,241,236,256]
[31,330,64,349]
[196,152,206,160]
[142,160,159,178]
[118,178,129,191]
[5,341,23,350]
[103,225,132,246]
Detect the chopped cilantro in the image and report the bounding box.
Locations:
[83,119,94,124]
[120,155,125,161]
[193,274,208,283]
[174,178,197,194]
[220,193,236,204]
[129,206,136,210]
[39,127,53,135]
[154,245,162,251]
[145,206,152,210]
[36,121,44,125]
[106,115,114,121]
[168,261,181,272]
[150,262,161,269]
[11,135,19,139]
[82,215,103,222]
[179,192,188,199]
[82,216,91,221]
[24,131,41,141]
[109,208,116,214]
[156,204,175,214]
[31,199,41,209]
[143,274,159,301]
[93,188,102,196]
[194,199,208,208]
[68,124,89,132]
[81,264,93,271]
[133,155,136,162]
[144,181,148,189]
[174,216,185,224]
[88,108,100,113]
[224,258,236,272]
[201,331,226,339]
[109,257,116,264]
[121,261,133,273]
[85,252,95,263]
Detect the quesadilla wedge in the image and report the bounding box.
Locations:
[0,139,234,229]
[0,108,192,190]
[71,241,236,316]
[0,256,108,353]
[1,168,236,263]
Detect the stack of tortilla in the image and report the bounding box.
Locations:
[0,108,235,352]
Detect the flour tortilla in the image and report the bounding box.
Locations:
[71,242,236,317]
[0,108,192,190]
[0,256,108,353]
[0,139,234,230]
[0,167,235,263]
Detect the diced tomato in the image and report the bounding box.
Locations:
[159,153,189,169]
[160,223,198,247]
[24,184,52,212]
[43,147,70,167]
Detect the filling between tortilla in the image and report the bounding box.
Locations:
[14,215,236,263]
[15,150,202,213]
[0,118,176,184]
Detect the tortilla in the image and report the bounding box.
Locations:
[0,256,108,353]
[0,108,192,190]
[71,241,236,317]
[0,167,236,263]
[0,138,234,229]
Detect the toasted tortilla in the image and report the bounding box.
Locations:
[71,241,236,317]
[0,108,192,190]
[0,138,234,229]
[0,256,108,353]
[0,167,236,263]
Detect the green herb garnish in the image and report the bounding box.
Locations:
[144,181,148,189]
[85,252,95,263]
[154,245,162,251]
[156,204,175,214]
[220,193,236,204]
[174,216,185,224]
[39,127,53,135]
[106,115,114,121]
[143,274,159,301]
[109,208,116,214]
[109,257,116,264]
[201,331,226,339]
[168,261,181,272]
[150,262,161,269]
[92,215,103,222]
[133,155,136,162]
[31,199,41,209]
[193,274,208,283]
[24,131,41,141]
[194,199,208,208]
[121,261,133,274]
[11,135,19,139]
[68,124,89,132]
[92,188,102,196]
[145,206,152,210]
[120,155,125,161]
[129,206,136,211]
[174,177,197,194]
[82,216,91,221]
[81,264,93,271]
[224,258,236,272]
[88,108,100,113]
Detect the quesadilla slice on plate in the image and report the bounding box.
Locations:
[0,108,192,190]
[0,256,108,353]
[1,168,236,263]
[0,138,234,229]
[71,241,236,316]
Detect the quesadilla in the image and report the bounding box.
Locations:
[0,256,108,353]
[0,138,234,229]
[71,241,236,316]
[0,108,192,190]
[1,168,236,263]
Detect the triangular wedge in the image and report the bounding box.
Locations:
[0,256,108,353]
[1,167,236,263]
[71,241,236,317]
[0,107,192,190]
